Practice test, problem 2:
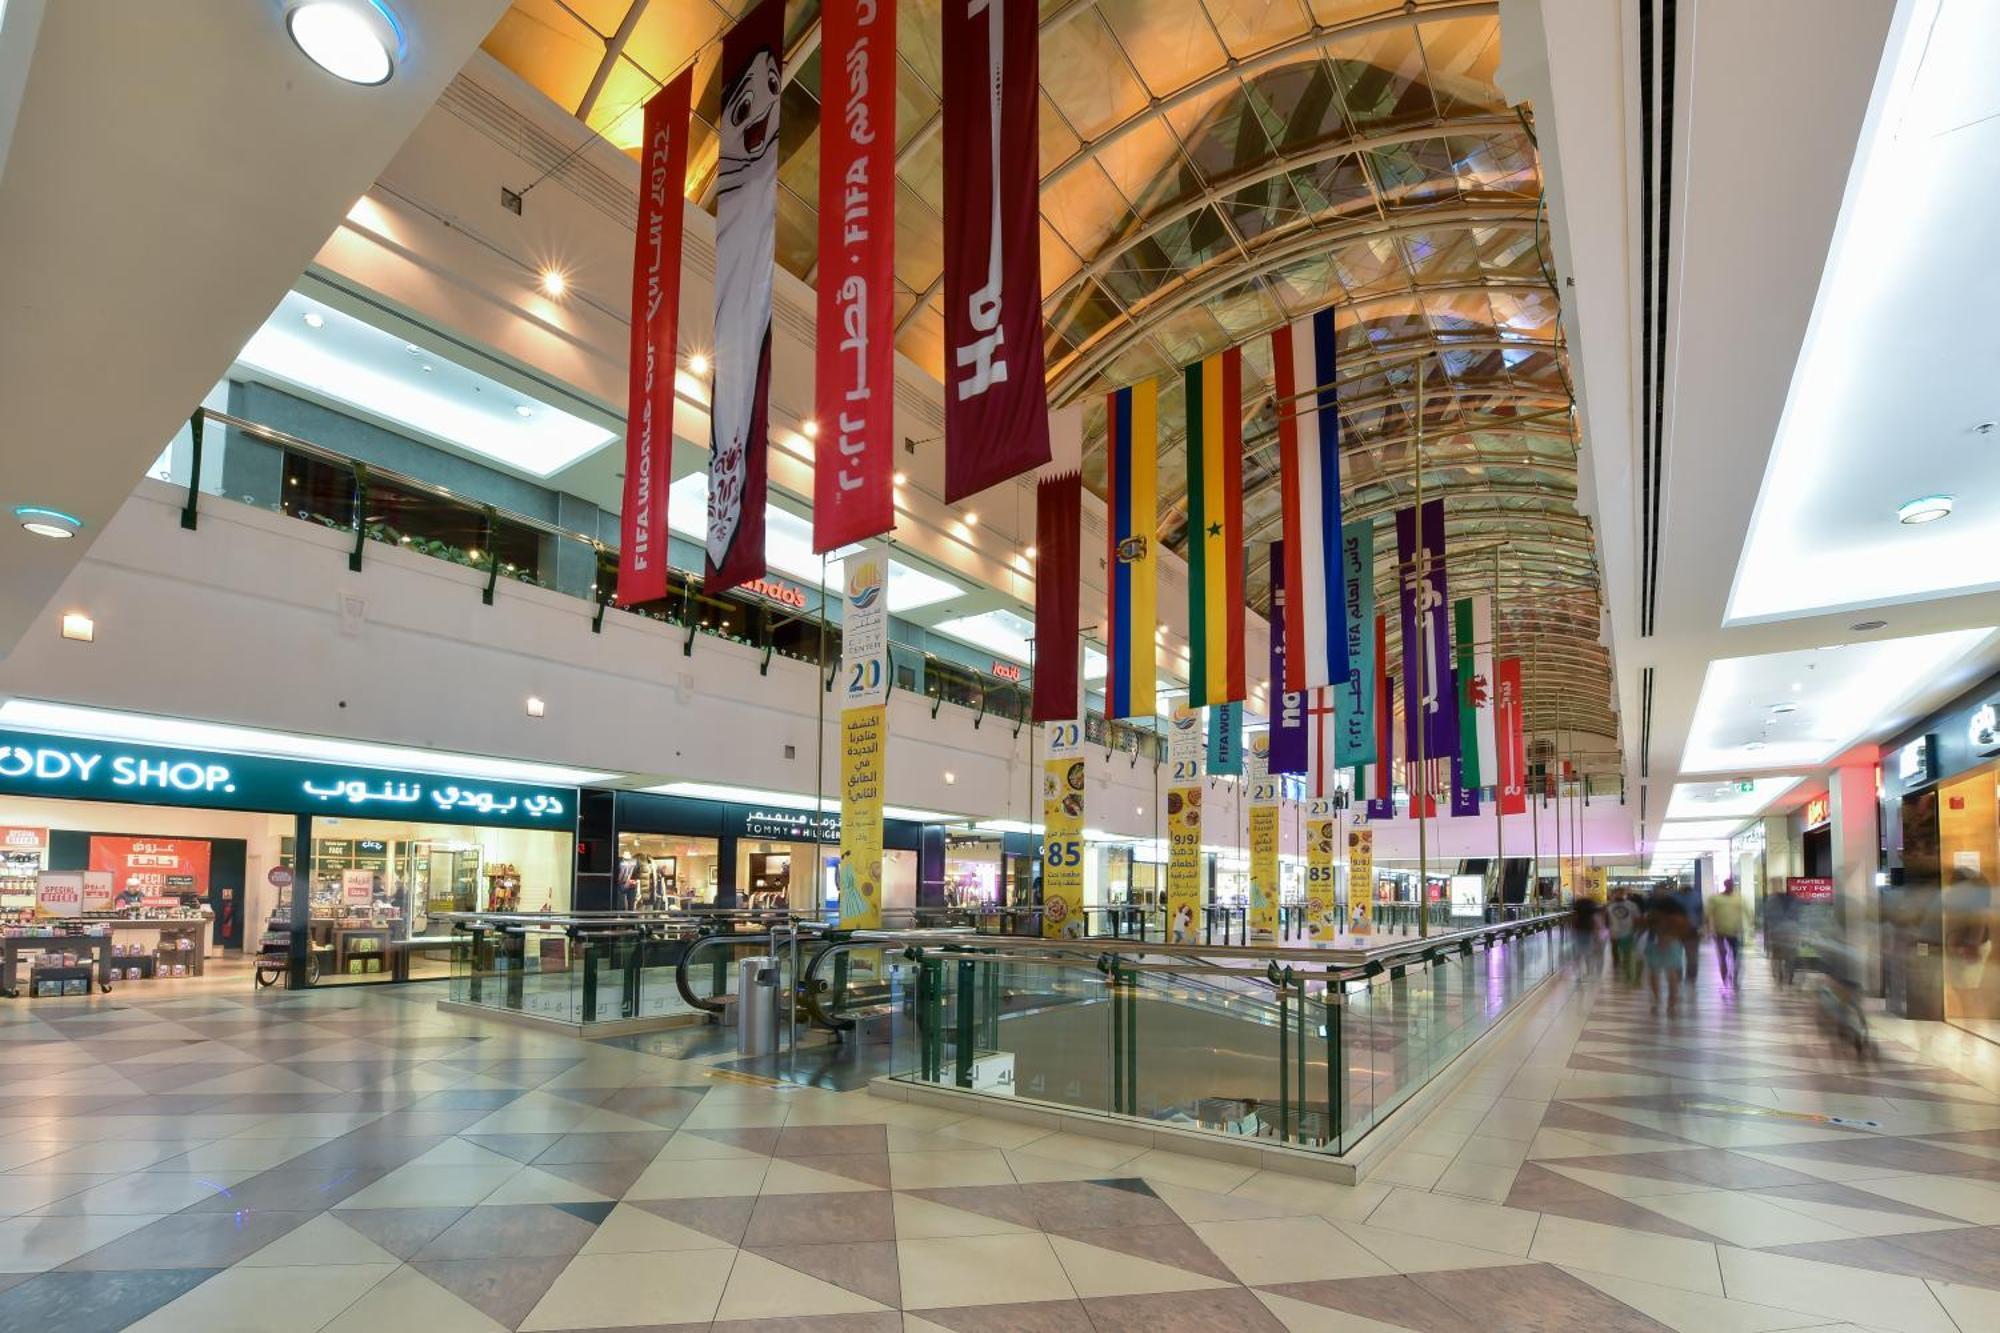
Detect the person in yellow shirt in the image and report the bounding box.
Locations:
[1708,878,1748,988]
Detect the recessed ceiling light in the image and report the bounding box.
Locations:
[801,419,819,439]
[1851,619,1887,631]
[60,613,94,643]
[893,472,908,486]
[525,696,546,718]
[404,342,421,355]
[963,511,978,527]
[1025,545,1038,558]
[514,405,534,419]
[14,506,81,539]
[688,352,709,375]
[944,771,957,785]
[538,269,567,298]
[1770,703,1798,714]
[302,311,325,328]
[1897,494,1954,524]
[420,363,433,373]
[286,1,400,86]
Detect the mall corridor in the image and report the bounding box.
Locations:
[0,953,1996,1333]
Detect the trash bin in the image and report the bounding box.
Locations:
[737,955,781,1057]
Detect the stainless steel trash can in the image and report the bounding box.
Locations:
[736,955,781,1057]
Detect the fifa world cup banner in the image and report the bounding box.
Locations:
[837,544,890,928]
[1041,719,1085,939]
[1305,799,1339,941]
[1347,827,1375,933]
[1165,705,1204,945]
[1248,732,1280,940]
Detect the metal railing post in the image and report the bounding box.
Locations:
[181,410,204,530]
[348,463,369,572]
[580,937,597,1023]
[481,506,500,605]
[954,958,976,1088]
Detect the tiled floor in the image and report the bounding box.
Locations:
[3,951,1999,1331]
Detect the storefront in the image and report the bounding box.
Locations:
[608,792,934,918]
[1882,675,2000,1034]
[0,727,577,992]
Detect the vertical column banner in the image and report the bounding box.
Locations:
[813,0,898,552]
[1393,499,1458,803]
[1304,689,1335,797]
[1184,348,1246,707]
[837,543,891,929]
[1041,719,1086,939]
[617,68,693,607]
[1165,706,1204,945]
[941,0,1051,500]
[1207,702,1242,776]
[1366,615,1396,821]
[1348,826,1375,932]
[1272,307,1348,690]
[1304,799,1339,941]
[1472,595,1497,783]
[1268,540,1308,775]
[1454,599,1482,795]
[1032,407,1083,722]
[1104,381,1158,719]
[1496,656,1528,815]
[705,0,785,593]
[1248,733,1280,940]
[1335,519,1376,767]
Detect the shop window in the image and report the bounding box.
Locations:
[280,452,545,585]
[618,833,722,910]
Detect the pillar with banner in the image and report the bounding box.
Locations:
[1041,719,1086,939]
[1305,799,1339,941]
[1248,732,1279,940]
[1347,827,1375,934]
[837,543,889,930]
[1165,705,1203,944]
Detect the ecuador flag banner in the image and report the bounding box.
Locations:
[1184,347,1246,707]
[1105,382,1157,719]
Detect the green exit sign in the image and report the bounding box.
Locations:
[1737,781,1755,794]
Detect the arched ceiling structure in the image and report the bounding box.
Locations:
[480,0,1615,750]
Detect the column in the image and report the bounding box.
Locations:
[1827,763,1879,994]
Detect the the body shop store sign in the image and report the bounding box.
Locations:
[0,730,575,830]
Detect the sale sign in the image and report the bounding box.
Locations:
[88,837,212,904]
[1,825,47,852]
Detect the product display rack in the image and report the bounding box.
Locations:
[0,915,209,998]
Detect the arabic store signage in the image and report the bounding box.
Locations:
[1802,795,1830,830]
[0,729,575,830]
[739,807,841,844]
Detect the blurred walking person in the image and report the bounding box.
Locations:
[1709,878,1748,988]
[1606,889,1641,985]
[1643,882,1690,1016]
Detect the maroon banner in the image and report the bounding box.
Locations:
[706,0,784,593]
[617,70,692,606]
[813,0,898,553]
[941,0,1050,502]
[1032,471,1081,721]
[1496,655,1527,815]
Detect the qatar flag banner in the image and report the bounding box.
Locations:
[617,69,692,607]
[813,0,898,553]
[1032,406,1084,723]
[706,0,784,593]
[941,0,1050,501]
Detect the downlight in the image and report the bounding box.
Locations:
[1897,494,1954,525]
[286,1,402,86]
[14,506,82,539]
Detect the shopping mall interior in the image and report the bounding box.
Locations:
[3,1,2000,1329]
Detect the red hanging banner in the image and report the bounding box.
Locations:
[941,0,1050,502]
[1032,471,1082,722]
[813,0,898,553]
[617,69,693,607]
[1496,655,1527,815]
[705,0,784,594]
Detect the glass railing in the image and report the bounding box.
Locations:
[841,915,1567,1156]
[163,408,1165,760]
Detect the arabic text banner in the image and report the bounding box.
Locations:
[1248,734,1279,940]
[838,704,885,928]
[1305,799,1339,941]
[1041,720,1085,939]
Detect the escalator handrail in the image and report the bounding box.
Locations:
[674,930,785,1014]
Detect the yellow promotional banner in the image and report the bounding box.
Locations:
[1581,865,1607,902]
[1559,857,1578,899]
[1247,733,1278,940]
[1304,799,1339,941]
[837,704,885,928]
[1041,720,1085,939]
[1347,827,1374,934]
[1166,785,1202,943]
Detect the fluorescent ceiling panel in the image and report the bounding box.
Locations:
[0,700,614,786]
[666,474,958,613]
[235,292,614,477]
[1681,630,1991,772]
[1729,0,2000,621]
[1664,776,1802,821]
[934,609,1035,663]
[642,780,959,823]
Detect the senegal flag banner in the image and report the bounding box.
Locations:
[1105,382,1157,719]
[1184,347,1245,707]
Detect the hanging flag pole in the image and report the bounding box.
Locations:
[1493,545,1504,910]
[1412,354,1429,938]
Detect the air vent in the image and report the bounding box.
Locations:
[1639,666,1655,778]
[1637,0,1677,638]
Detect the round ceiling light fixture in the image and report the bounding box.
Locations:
[1897,494,1954,525]
[1770,703,1798,714]
[287,2,401,86]
[1851,618,1887,631]
[14,506,82,539]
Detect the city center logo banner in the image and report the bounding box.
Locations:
[1042,719,1085,939]
[814,0,897,554]
[1305,799,1338,941]
[1166,705,1203,945]
[706,0,784,593]
[1248,732,1280,940]
[839,541,892,930]
[618,68,693,607]
[941,0,1050,501]
[839,543,891,708]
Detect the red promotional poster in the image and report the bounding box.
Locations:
[1032,472,1082,721]
[941,0,1051,501]
[1787,877,1835,902]
[617,68,693,607]
[705,0,784,594]
[813,0,898,553]
[89,837,212,906]
[1496,656,1527,815]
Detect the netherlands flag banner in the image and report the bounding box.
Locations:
[1104,382,1157,720]
[1272,309,1350,692]
[1184,347,1246,708]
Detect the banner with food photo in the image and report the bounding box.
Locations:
[1347,826,1374,933]
[1305,798,1339,941]
[1165,704,1204,945]
[1041,719,1085,940]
